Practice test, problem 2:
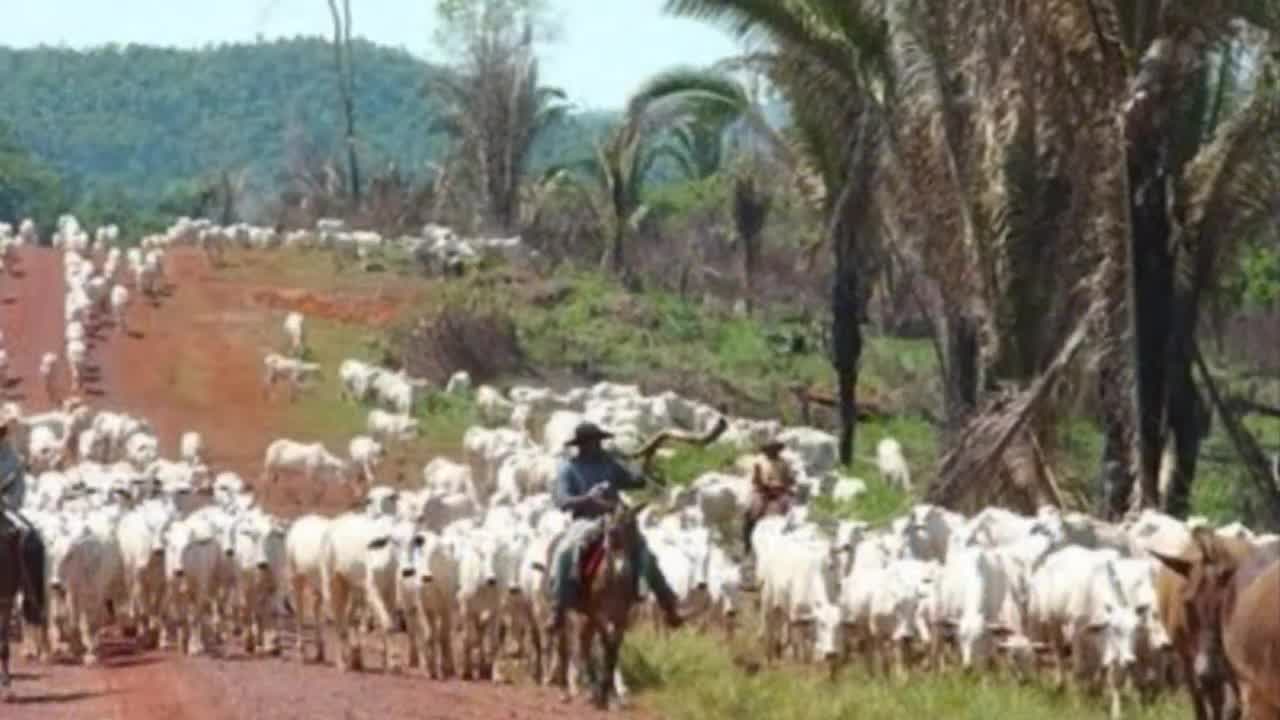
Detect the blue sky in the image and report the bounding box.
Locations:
[8,0,741,110]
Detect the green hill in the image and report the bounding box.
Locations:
[0,38,615,209]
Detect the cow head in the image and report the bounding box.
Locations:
[1086,600,1140,673]
[1150,529,1242,686]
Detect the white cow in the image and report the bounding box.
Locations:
[758,537,843,665]
[47,515,126,664]
[932,546,1032,672]
[339,359,385,403]
[877,437,911,490]
[400,529,461,679]
[349,436,385,487]
[263,439,349,499]
[224,510,289,655]
[1027,547,1143,720]
[454,529,522,681]
[283,312,305,356]
[367,409,419,443]
[39,353,60,405]
[164,517,226,655]
[263,353,322,400]
[285,514,333,663]
[116,499,177,647]
[110,284,130,334]
[180,431,204,466]
[319,512,405,671]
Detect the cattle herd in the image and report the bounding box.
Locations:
[1,214,1278,719]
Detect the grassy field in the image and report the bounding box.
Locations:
[221,248,1270,720]
[232,247,1275,525]
[623,629,1182,720]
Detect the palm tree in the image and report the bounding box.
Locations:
[432,20,570,233]
[1109,4,1280,517]
[665,0,893,467]
[622,65,792,308]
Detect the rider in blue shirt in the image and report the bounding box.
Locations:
[547,422,683,633]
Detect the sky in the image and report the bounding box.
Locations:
[7,0,742,110]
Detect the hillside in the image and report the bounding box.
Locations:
[0,39,614,207]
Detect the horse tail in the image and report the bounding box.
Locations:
[19,531,47,626]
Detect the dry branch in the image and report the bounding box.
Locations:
[926,306,1096,511]
[1193,343,1280,528]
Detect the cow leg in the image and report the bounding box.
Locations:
[310,586,327,664]
[80,607,99,666]
[440,608,458,679]
[528,606,544,685]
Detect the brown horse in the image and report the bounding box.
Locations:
[0,513,48,700]
[556,501,648,710]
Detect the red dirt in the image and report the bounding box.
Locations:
[251,287,404,328]
[3,247,641,720]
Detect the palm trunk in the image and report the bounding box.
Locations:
[1097,350,1137,519]
[832,260,862,466]
[943,308,980,431]
[1163,358,1207,517]
[1125,122,1176,510]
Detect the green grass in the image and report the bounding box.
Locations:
[623,629,1182,720]
[227,249,1271,524]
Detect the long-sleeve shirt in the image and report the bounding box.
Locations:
[552,452,646,520]
[0,442,26,510]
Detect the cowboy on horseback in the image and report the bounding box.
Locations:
[0,405,47,622]
[0,407,31,529]
[741,438,797,555]
[547,421,684,634]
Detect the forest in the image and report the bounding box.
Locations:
[0,38,613,219]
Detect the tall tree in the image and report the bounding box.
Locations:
[325,0,360,204]
[433,0,566,234]
[1107,2,1280,516]
[665,0,905,467]
[622,65,791,307]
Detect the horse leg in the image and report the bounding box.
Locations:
[1,600,12,700]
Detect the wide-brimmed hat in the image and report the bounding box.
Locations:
[565,421,614,448]
[758,438,787,454]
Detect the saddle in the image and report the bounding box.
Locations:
[579,536,608,591]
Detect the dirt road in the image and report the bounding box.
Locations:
[2,246,630,719]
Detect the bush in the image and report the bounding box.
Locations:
[397,303,526,385]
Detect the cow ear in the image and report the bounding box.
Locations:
[1149,551,1193,579]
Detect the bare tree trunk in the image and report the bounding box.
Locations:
[943,308,980,431]
[832,259,862,466]
[1163,359,1208,518]
[327,0,360,205]
[1125,151,1174,509]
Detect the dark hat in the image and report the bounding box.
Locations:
[565,421,613,447]
[759,439,786,454]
